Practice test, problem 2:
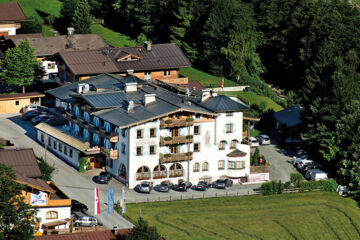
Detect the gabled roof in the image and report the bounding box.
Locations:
[59,43,192,75]
[3,33,43,40]
[0,3,26,22]
[0,148,42,178]
[227,149,247,157]
[36,230,116,240]
[273,106,302,128]
[8,34,106,56]
[201,95,248,113]
[0,92,44,101]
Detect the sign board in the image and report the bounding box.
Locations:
[136,138,157,146]
[30,191,47,206]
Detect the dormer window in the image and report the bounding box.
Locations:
[116,52,142,62]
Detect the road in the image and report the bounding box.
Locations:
[0,113,134,230]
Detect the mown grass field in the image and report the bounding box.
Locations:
[125,192,360,240]
[179,67,238,88]
[221,91,283,112]
[90,24,136,47]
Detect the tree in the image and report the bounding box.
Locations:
[18,17,42,34]
[1,40,42,93]
[71,0,92,34]
[119,216,162,240]
[0,163,36,240]
[37,157,56,181]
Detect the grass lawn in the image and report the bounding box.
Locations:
[221,91,283,112]
[179,67,238,88]
[0,0,62,18]
[124,192,360,240]
[90,24,136,47]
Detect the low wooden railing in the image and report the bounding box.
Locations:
[250,165,270,173]
[159,152,193,163]
[160,118,194,128]
[160,135,193,146]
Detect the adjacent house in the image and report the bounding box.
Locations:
[39,73,250,189]
[0,2,26,36]
[3,33,107,79]
[0,149,71,234]
[0,91,44,114]
[55,42,192,83]
[273,106,302,143]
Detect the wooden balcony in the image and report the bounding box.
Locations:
[100,147,119,160]
[160,135,193,146]
[159,152,193,163]
[160,118,194,128]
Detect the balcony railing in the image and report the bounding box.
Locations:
[152,171,167,179]
[160,118,194,128]
[159,152,193,163]
[100,147,119,160]
[160,135,193,146]
[169,169,183,178]
[136,172,151,181]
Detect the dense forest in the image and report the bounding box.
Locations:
[62,0,360,198]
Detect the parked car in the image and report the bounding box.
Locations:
[215,178,233,189]
[176,181,192,191]
[23,104,48,113]
[157,181,173,192]
[256,135,271,145]
[297,159,313,170]
[194,181,211,191]
[71,199,88,212]
[241,137,260,147]
[292,154,308,167]
[305,169,328,181]
[74,215,97,227]
[97,171,112,184]
[139,181,153,193]
[302,163,322,175]
[21,110,47,120]
[32,114,55,125]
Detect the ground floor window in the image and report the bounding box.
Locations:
[41,133,44,143]
[153,165,166,179]
[193,162,200,172]
[69,149,73,158]
[136,166,150,180]
[218,160,225,170]
[202,162,209,171]
[45,211,58,220]
[169,163,183,177]
[228,161,245,169]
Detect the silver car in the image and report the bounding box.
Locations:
[256,135,271,145]
[74,216,97,227]
[139,181,153,193]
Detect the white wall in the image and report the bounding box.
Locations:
[37,206,71,231]
[42,60,58,78]
[0,26,16,35]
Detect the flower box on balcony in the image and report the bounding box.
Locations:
[152,176,166,179]
[136,177,150,181]
[186,135,193,139]
[185,151,193,156]
[164,153,172,158]
[186,117,194,122]
[165,119,172,124]
[164,136,172,141]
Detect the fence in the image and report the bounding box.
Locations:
[211,86,250,92]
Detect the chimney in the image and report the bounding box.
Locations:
[126,69,134,75]
[53,30,58,36]
[192,86,196,91]
[127,101,134,112]
[144,41,151,51]
[125,82,137,92]
[144,94,156,105]
[67,27,75,35]
[201,89,211,102]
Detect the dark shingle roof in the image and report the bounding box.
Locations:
[227,149,247,157]
[3,33,43,40]
[0,149,42,178]
[81,92,141,109]
[35,230,116,240]
[0,92,45,100]
[273,106,302,128]
[0,3,26,21]
[9,34,106,56]
[59,43,192,75]
[201,95,248,112]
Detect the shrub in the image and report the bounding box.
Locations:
[261,180,283,195]
[79,157,89,173]
[290,172,304,188]
[284,181,292,189]
[261,182,272,195]
[37,157,55,181]
[298,181,309,192]
[320,179,338,192]
[270,180,279,194]
[278,180,284,194]
[252,147,260,166]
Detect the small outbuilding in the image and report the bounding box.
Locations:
[0,91,44,114]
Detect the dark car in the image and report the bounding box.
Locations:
[158,181,173,192]
[71,199,88,212]
[97,171,112,184]
[215,179,233,189]
[194,181,211,191]
[32,114,55,125]
[176,181,192,191]
[21,110,47,120]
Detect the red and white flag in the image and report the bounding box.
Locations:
[94,187,101,215]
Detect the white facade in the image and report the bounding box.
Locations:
[0,25,17,35]
[36,206,71,231]
[105,112,250,189]
[42,60,58,79]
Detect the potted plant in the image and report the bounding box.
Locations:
[164,136,173,141]
[165,119,172,124]
[164,153,172,158]
[185,151,193,156]
[186,135,193,139]
[186,117,194,122]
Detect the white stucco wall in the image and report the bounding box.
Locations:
[37,206,71,231]
[0,26,16,35]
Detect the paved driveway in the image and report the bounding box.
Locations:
[0,114,133,230]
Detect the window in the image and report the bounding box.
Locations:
[136,146,143,156]
[47,63,55,69]
[15,101,19,106]
[202,162,209,171]
[193,163,200,172]
[108,159,113,168]
[150,128,156,138]
[218,160,225,170]
[226,112,233,116]
[121,143,126,154]
[194,126,200,135]
[137,129,143,139]
[69,149,73,158]
[219,141,226,150]
[64,146,67,155]
[46,211,58,220]
[194,143,200,152]
[48,137,52,147]
[149,145,155,155]
[122,129,126,137]
[228,161,245,169]
[226,124,233,133]
[230,140,237,149]
[164,70,171,76]
[53,140,57,150]
[41,134,44,143]
[59,143,62,153]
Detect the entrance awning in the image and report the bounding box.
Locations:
[42,219,70,229]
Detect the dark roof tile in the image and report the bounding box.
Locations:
[36,230,116,240]
[201,95,248,112]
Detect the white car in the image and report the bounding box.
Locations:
[297,159,313,170]
[23,104,48,113]
[305,169,328,181]
[292,155,308,166]
[256,135,271,145]
[242,137,260,147]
